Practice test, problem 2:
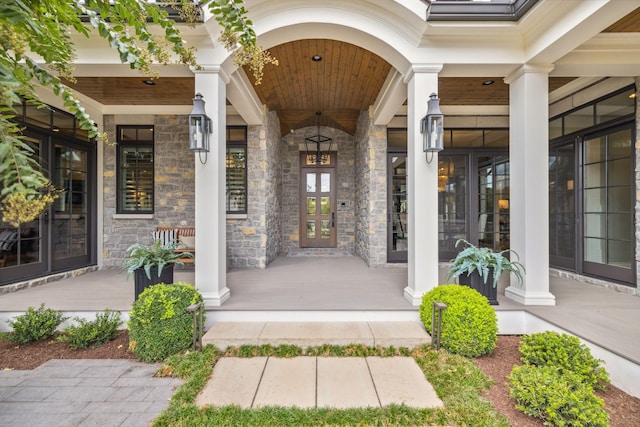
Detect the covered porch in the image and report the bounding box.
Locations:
[0,257,637,360]
[1,257,639,396]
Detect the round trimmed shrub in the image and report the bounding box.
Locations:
[128,282,205,362]
[509,365,609,427]
[419,284,497,357]
[519,331,609,390]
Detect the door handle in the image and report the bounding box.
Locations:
[331,212,335,227]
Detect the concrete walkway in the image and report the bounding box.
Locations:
[0,359,183,427]
[196,356,443,409]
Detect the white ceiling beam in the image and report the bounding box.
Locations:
[524,0,640,65]
[226,68,266,125]
[372,69,407,126]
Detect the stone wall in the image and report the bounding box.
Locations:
[102,115,195,268]
[282,126,356,253]
[354,109,388,266]
[226,111,282,268]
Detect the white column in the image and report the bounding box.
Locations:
[404,65,442,305]
[504,65,556,305]
[194,67,230,306]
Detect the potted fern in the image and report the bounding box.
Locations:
[123,240,193,300]
[446,239,525,305]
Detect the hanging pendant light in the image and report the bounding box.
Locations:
[305,112,333,165]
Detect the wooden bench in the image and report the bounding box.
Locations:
[155,227,195,263]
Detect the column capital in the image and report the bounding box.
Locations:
[190,65,231,84]
[504,64,554,85]
[403,64,443,84]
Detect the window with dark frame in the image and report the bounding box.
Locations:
[226,126,248,214]
[116,126,154,214]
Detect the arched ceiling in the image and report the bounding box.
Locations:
[244,39,392,136]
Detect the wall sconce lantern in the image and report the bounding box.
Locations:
[189,93,212,163]
[421,93,444,163]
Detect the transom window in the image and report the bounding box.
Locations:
[116,126,154,214]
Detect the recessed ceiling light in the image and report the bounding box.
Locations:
[482,80,495,86]
[311,55,322,62]
[142,80,156,86]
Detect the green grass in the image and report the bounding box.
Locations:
[152,344,509,427]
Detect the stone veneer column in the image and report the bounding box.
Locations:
[504,65,556,305]
[354,109,387,266]
[404,66,441,305]
[226,111,282,268]
[194,67,229,306]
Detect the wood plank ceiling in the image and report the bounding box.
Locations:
[66,6,640,135]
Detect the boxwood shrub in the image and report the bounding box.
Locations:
[419,284,497,357]
[519,331,609,390]
[128,282,205,362]
[6,303,67,344]
[59,309,122,349]
[509,365,609,427]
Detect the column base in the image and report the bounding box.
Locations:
[404,286,424,306]
[201,287,231,307]
[505,286,556,306]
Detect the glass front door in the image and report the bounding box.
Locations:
[0,134,47,282]
[52,142,91,270]
[0,134,94,285]
[300,153,337,248]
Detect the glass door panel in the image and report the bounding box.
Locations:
[582,128,633,282]
[52,143,91,270]
[0,134,47,283]
[387,153,407,262]
[438,155,467,260]
[476,155,509,252]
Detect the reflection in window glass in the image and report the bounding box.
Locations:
[321,220,330,238]
[321,197,330,215]
[585,136,605,163]
[484,130,509,147]
[564,105,594,135]
[596,91,634,124]
[306,173,316,192]
[549,118,562,140]
[226,144,247,214]
[117,126,154,213]
[585,237,605,264]
[321,173,330,192]
[451,130,483,147]
[307,197,316,215]
[306,221,316,238]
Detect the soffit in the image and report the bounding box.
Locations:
[604,7,640,32]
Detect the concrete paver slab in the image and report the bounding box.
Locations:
[259,322,374,347]
[196,357,267,408]
[203,322,266,350]
[317,357,379,408]
[253,357,316,408]
[366,357,443,408]
[368,321,431,348]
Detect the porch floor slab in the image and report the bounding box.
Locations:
[202,321,431,350]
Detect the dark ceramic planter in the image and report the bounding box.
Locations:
[458,270,498,305]
[134,264,174,300]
